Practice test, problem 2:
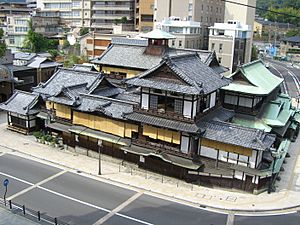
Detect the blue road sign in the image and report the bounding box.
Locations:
[3,179,9,187]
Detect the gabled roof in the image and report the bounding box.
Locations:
[73,64,98,72]
[0,90,40,115]
[76,94,135,119]
[27,57,61,69]
[32,68,104,97]
[126,54,230,95]
[140,29,176,39]
[222,60,283,95]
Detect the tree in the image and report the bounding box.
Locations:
[251,46,258,61]
[0,28,6,58]
[23,20,58,53]
[286,29,300,37]
[114,16,128,25]
[79,27,89,36]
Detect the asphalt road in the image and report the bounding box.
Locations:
[265,59,300,98]
[0,154,228,225]
[1,153,300,225]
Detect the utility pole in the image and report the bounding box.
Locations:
[98,140,102,175]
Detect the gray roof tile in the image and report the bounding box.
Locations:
[124,112,200,133]
[0,90,40,115]
[200,121,276,151]
[127,54,231,94]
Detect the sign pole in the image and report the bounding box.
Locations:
[3,179,9,206]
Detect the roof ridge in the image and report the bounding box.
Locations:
[79,93,135,105]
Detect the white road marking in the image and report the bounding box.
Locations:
[226,213,235,225]
[269,64,288,94]
[7,170,67,201]
[0,172,33,186]
[0,171,152,225]
[93,192,149,225]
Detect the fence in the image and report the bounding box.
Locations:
[0,198,69,225]
[118,162,196,191]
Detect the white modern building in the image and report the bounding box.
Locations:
[155,16,202,49]
[5,15,31,51]
[36,0,135,31]
[209,20,252,73]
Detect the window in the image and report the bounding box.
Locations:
[211,43,215,50]
[9,38,14,44]
[72,11,80,16]
[201,4,203,10]
[179,40,182,47]
[188,3,193,12]
[172,40,175,46]
[72,1,80,7]
[218,57,222,63]
[219,43,223,52]
[149,95,158,109]
[174,99,183,114]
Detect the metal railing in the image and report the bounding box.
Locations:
[0,198,69,225]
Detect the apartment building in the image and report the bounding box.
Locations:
[209,20,252,73]
[36,0,135,31]
[5,15,31,51]
[135,0,154,32]
[154,0,225,49]
[155,17,202,49]
[0,1,31,30]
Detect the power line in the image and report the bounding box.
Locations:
[221,0,300,19]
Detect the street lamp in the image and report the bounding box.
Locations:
[98,139,102,175]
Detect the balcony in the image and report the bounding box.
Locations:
[92,5,132,11]
[133,105,194,124]
[92,14,130,20]
[132,138,193,159]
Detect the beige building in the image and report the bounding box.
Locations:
[154,0,225,49]
[209,20,252,73]
[135,0,154,32]
[280,36,300,62]
[36,0,135,31]
[155,17,202,49]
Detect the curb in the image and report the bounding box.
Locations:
[1,143,300,215]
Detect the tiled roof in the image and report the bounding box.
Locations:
[13,52,36,61]
[198,107,235,122]
[282,36,300,43]
[124,112,200,133]
[91,39,225,74]
[73,64,97,72]
[76,94,134,119]
[200,120,276,151]
[91,44,162,70]
[27,57,61,68]
[0,90,40,115]
[140,29,176,39]
[126,54,230,94]
[32,68,103,97]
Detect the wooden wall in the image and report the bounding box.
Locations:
[46,101,71,120]
[202,138,252,156]
[143,125,180,144]
[101,66,142,79]
[73,111,138,138]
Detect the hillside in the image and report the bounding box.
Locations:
[257,0,300,26]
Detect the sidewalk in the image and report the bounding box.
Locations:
[1,123,300,214]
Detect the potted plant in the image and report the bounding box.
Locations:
[33,131,42,142]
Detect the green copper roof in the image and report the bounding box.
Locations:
[261,93,295,127]
[232,117,272,132]
[273,139,290,173]
[222,60,283,95]
[140,29,176,39]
